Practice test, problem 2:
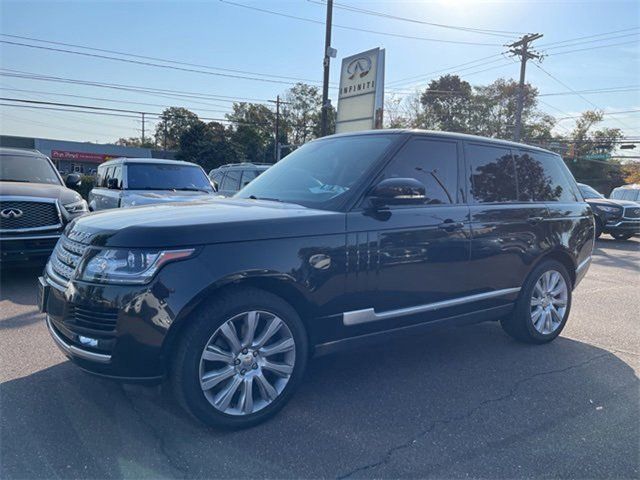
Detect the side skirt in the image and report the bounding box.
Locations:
[313,304,514,357]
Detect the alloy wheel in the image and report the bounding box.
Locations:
[530,270,568,335]
[199,310,296,416]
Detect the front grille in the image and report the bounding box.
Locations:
[64,306,118,337]
[623,206,640,219]
[47,235,90,287]
[0,200,61,232]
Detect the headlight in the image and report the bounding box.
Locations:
[63,199,89,216]
[77,248,195,284]
[596,205,620,214]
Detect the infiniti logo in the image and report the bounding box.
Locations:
[0,208,23,219]
[347,57,372,80]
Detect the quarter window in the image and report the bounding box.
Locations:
[516,151,576,202]
[378,138,458,205]
[467,144,518,203]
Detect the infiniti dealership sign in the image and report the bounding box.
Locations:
[336,48,385,134]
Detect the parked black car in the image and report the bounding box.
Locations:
[209,162,270,196]
[39,130,594,428]
[0,147,87,264]
[577,183,640,240]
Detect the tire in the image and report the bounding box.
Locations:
[594,217,603,239]
[500,260,572,344]
[170,287,308,429]
[611,232,633,241]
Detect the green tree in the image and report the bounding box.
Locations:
[226,102,275,162]
[115,136,155,148]
[154,107,200,150]
[177,121,238,172]
[282,83,323,145]
[419,75,473,132]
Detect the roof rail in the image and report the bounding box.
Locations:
[214,162,273,169]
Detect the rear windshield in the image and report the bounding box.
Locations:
[127,163,213,192]
[0,154,61,185]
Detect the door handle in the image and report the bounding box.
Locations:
[528,216,544,225]
[438,220,465,231]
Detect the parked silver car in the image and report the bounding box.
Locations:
[88,158,216,211]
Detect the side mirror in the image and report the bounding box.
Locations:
[65,173,82,190]
[369,178,426,207]
[107,178,119,190]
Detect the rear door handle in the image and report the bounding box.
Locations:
[438,220,465,231]
[528,216,544,225]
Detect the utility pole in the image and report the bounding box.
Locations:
[508,33,543,143]
[274,95,280,160]
[320,0,333,137]
[141,112,145,145]
[163,118,168,151]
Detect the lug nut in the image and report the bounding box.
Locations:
[234,359,241,365]
[252,363,258,370]
[253,351,258,357]
[242,348,248,354]
[240,369,246,375]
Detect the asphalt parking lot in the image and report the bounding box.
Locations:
[1,238,638,479]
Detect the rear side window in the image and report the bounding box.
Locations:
[379,138,458,204]
[516,151,576,202]
[241,169,259,188]
[220,170,241,191]
[466,144,517,203]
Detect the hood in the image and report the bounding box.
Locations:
[121,190,218,207]
[0,181,83,205]
[68,198,345,248]
[585,197,639,208]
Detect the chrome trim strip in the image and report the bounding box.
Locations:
[46,316,111,364]
[576,256,592,274]
[343,288,522,326]
[0,234,61,241]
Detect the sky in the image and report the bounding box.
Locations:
[0,0,638,146]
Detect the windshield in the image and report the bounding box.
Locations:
[611,188,640,201]
[127,163,213,191]
[236,135,397,209]
[0,154,61,185]
[578,184,603,199]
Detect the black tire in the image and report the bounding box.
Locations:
[170,287,308,429]
[500,259,572,344]
[594,217,603,239]
[611,232,633,241]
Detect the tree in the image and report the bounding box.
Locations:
[282,83,323,145]
[226,102,275,162]
[420,75,473,132]
[621,162,640,184]
[115,137,155,148]
[154,107,200,150]
[177,121,238,172]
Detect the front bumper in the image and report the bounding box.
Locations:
[604,219,640,234]
[0,233,60,263]
[39,272,171,382]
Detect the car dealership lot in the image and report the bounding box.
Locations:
[1,239,638,479]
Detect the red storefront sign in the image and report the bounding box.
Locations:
[51,150,119,164]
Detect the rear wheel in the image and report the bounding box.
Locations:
[170,287,308,429]
[501,260,572,344]
[611,232,633,241]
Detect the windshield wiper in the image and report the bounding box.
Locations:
[248,195,283,202]
[172,187,211,193]
[1,179,30,183]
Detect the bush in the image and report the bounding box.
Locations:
[76,175,96,200]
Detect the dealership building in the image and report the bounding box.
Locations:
[0,135,174,174]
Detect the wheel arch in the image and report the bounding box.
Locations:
[160,273,315,368]
[530,248,577,288]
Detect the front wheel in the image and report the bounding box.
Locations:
[501,260,572,344]
[611,232,634,241]
[170,287,308,429]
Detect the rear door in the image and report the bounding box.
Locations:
[465,142,549,297]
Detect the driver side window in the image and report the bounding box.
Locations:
[377,138,459,205]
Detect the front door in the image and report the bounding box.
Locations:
[344,136,472,331]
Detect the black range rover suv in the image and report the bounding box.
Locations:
[39,130,594,428]
[1,148,87,264]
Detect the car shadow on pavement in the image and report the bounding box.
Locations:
[593,237,640,273]
[1,322,638,479]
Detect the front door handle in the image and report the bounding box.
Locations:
[438,220,465,231]
[528,216,544,225]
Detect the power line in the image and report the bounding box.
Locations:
[0,40,322,86]
[538,27,639,48]
[0,33,325,85]
[543,32,639,51]
[539,86,640,97]
[544,40,639,57]
[307,0,524,38]
[219,0,503,47]
[0,69,274,104]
